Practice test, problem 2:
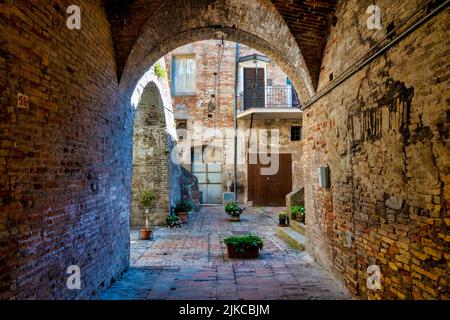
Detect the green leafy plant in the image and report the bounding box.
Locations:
[175,200,194,213]
[139,189,157,209]
[279,211,288,225]
[223,234,264,253]
[165,215,182,228]
[291,205,305,222]
[154,62,167,79]
[224,202,244,217]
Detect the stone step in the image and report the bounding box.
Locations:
[276,226,306,251]
[290,221,305,235]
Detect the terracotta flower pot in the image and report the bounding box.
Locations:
[226,245,260,259]
[176,211,188,223]
[140,228,152,240]
[230,215,241,222]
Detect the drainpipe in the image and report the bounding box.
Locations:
[234,43,240,202]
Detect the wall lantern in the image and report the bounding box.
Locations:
[318,166,330,188]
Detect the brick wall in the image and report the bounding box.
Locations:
[239,119,304,202]
[303,0,449,299]
[0,1,131,299]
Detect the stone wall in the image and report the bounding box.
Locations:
[132,83,169,226]
[0,1,131,299]
[131,61,182,227]
[303,0,449,299]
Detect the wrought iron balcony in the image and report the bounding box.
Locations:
[238,85,300,111]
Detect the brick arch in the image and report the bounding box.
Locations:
[119,0,315,103]
[131,63,182,227]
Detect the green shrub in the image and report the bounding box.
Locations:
[291,205,305,222]
[165,215,182,228]
[139,189,157,209]
[154,62,167,79]
[224,202,244,217]
[223,234,263,253]
[175,200,193,212]
[279,212,287,219]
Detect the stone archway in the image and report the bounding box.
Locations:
[118,0,315,104]
[131,61,182,227]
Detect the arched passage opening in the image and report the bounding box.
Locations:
[118,0,315,103]
[120,1,315,215]
[132,80,174,226]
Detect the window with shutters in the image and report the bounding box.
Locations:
[172,55,196,96]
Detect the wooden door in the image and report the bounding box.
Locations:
[243,68,265,109]
[247,154,292,206]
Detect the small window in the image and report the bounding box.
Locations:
[176,120,187,140]
[173,55,196,95]
[291,126,302,141]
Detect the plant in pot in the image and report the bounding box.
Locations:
[291,205,305,224]
[165,215,182,228]
[224,202,244,222]
[278,211,288,226]
[174,200,193,223]
[223,234,264,259]
[139,188,157,240]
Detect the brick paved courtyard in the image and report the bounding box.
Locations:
[101,206,351,300]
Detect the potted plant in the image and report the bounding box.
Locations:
[291,205,305,223]
[224,202,244,221]
[223,234,264,259]
[139,188,157,240]
[174,200,193,223]
[165,215,182,228]
[278,211,288,226]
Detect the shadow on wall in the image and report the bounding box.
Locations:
[180,166,201,207]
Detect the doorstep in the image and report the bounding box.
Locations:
[276,226,306,251]
[290,221,305,235]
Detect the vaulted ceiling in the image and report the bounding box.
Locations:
[104,0,338,89]
[271,0,339,88]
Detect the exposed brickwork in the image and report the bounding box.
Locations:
[271,0,338,88]
[303,0,449,299]
[105,0,165,79]
[116,0,315,103]
[0,1,131,299]
[0,0,447,301]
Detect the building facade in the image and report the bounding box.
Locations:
[165,40,304,205]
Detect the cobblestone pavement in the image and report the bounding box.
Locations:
[101,206,351,300]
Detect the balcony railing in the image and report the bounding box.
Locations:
[238,85,300,111]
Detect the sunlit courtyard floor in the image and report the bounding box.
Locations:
[101,206,351,300]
